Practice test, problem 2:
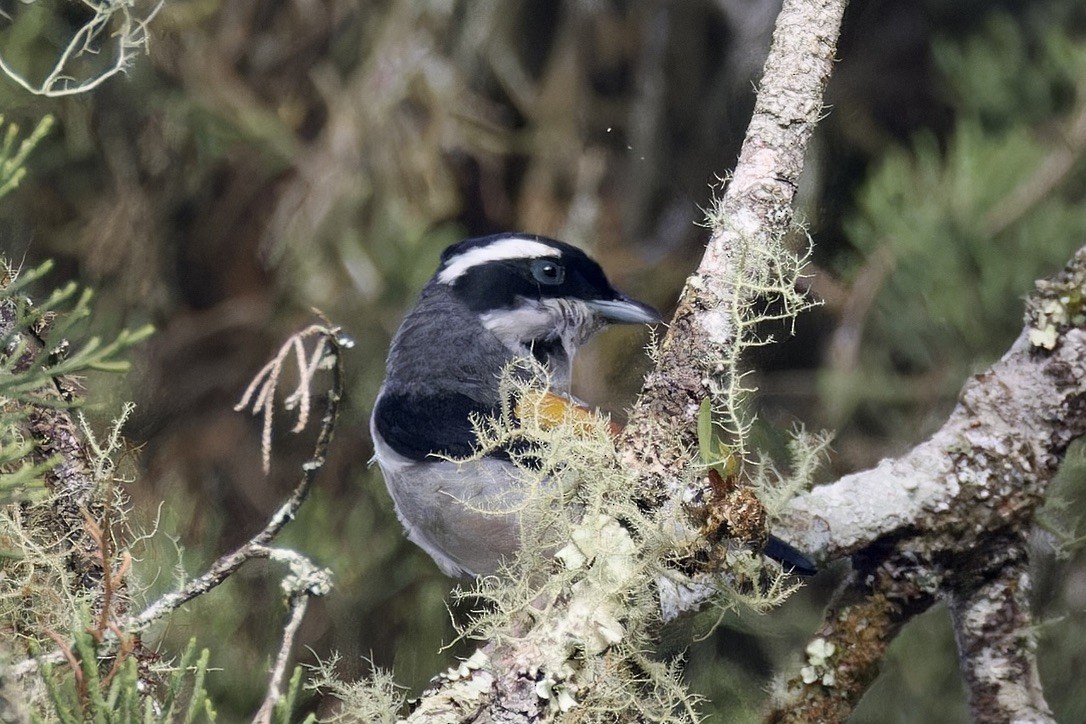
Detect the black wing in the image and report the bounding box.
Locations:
[373,390,539,464]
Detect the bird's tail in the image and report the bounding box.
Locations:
[764,535,817,576]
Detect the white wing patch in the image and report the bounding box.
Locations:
[438,237,561,284]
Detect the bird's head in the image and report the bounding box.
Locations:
[435,234,660,371]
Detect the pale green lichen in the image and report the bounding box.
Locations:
[306,653,407,724]
[696,209,819,464]
[751,426,834,521]
[444,362,701,721]
[1027,254,1086,350]
[435,351,816,721]
[799,638,837,687]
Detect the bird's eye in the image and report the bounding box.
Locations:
[531,259,565,285]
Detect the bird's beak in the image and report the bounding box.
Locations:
[587,294,662,325]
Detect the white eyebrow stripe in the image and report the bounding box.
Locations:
[437,238,561,284]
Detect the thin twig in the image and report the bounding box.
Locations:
[253,597,309,724]
[0,1,163,97]
[131,325,348,630]
[251,546,334,724]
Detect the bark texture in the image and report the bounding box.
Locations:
[620,0,850,499]
[766,250,1086,721]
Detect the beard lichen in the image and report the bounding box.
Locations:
[426,358,814,722]
[433,360,699,721]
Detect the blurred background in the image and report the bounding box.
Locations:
[2,0,1086,720]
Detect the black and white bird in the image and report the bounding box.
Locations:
[370,232,815,578]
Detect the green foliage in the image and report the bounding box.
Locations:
[0,430,51,504]
[0,249,228,722]
[0,259,153,504]
[0,115,52,199]
[933,14,1083,129]
[696,399,738,480]
[0,265,327,722]
[846,120,1086,361]
[0,115,54,504]
[274,667,315,724]
[33,633,217,724]
[0,261,155,398]
[833,15,1086,425]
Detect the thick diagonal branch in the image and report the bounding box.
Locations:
[620,0,850,496]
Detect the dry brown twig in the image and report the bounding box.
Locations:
[234,322,340,473]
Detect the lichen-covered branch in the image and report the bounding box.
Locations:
[767,564,935,724]
[0,1,162,98]
[949,544,1054,724]
[769,536,1055,723]
[620,0,849,495]
[251,546,335,724]
[0,265,135,611]
[779,251,1086,559]
[9,324,348,688]
[766,249,1086,720]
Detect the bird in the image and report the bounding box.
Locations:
[370,232,815,578]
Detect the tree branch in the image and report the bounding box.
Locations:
[949,541,1055,723]
[767,248,1086,720]
[620,0,849,617]
[767,563,935,723]
[621,0,848,481]
[10,324,350,682]
[779,250,1086,560]
[0,1,163,98]
[129,325,348,631]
